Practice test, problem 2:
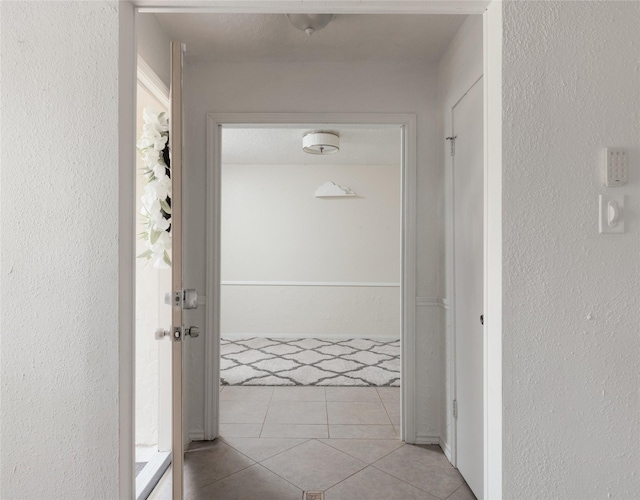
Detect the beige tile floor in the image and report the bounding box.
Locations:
[149,386,475,500]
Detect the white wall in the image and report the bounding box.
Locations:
[183,60,442,440]
[502,2,640,498]
[220,163,401,338]
[222,164,400,283]
[0,2,122,498]
[137,13,171,88]
[436,15,484,459]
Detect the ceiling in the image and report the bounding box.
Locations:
[154,13,467,63]
[221,127,401,166]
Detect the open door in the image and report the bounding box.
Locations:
[168,40,199,500]
[453,76,484,498]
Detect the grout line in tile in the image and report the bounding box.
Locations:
[320,462,371,495]
[258,387,275,437]
[189,461,262,497]
[370,463,448,499]
[256,458,309,494]
[324,388,330,437]
[444,481,470,500]
[379,394,395,426]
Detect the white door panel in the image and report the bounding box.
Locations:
[170,41,185,500]
[453,77,484,499]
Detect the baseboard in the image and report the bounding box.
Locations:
[221,333,400,341]
[188,430,205,442]
[414,434,440,445]
[439,437,452,462]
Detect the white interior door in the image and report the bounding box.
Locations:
[453,77,484,499]
[169,41,199,500]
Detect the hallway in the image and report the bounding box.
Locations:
[150,387,474,499]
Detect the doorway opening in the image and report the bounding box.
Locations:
[133,60,173,499]
[216,124,403,440]
[124,6,504,499]
[204,114,418,445]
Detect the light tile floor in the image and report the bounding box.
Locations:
[149,386,475,500]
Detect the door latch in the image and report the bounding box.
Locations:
[158,326,200,342]
[165,289,199,310]
[185,326,200,338]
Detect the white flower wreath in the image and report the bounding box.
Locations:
[137,108,171,269]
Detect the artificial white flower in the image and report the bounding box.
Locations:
[142,147,160,165]
[153,163,167,180]
[146,177,170,201]
[152,216,171,232]
[137,107,171,269]
[153,255,170,269]
[141,190,161,215]
[143,108,169,132]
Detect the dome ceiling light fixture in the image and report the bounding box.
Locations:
[286,14,334,36]
[303,131,340,155]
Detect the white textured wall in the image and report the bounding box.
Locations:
[183,60,442,439]
[222,164,401,282]
[137,13,171,88]
[221,163,401,338]
[0,2,121,499]
[222,285,400,338]
[502,2,640,498]
[436,14,484,459]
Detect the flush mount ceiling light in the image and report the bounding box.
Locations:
[286,14,334,36]
[303,131,340,155]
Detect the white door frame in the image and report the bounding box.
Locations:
[120,3,503,499]
[203,112,417,443]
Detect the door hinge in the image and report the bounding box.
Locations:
[453,400,458,419]
[446,136,457,157]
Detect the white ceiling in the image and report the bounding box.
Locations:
[221,127,401,165]
[154,13,467,63]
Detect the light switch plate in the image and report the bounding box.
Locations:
[603,148,628,187]
[599,194,624,234]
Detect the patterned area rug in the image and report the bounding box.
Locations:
[221,337,400,386]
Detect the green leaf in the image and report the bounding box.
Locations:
[150,230,160,245]
[159,199,172,214]
[137,249,153,259]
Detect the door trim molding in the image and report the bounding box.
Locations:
[137,1,491,14]
[121,4,504,498]
[204,112,417,443]
[483,5,503,499]
[119,4,135,499]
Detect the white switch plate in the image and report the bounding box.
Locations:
[603,148,628,187]
[599,194,624,234]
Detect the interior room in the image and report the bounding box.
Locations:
[218,126,402,388]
